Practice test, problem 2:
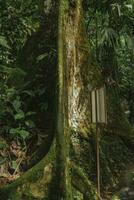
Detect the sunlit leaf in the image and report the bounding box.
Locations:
[11,160,18,170]
[15,112,25,120]
[19,130,30,140]
[25,120,35,128]
[0,36,10,49]
[26,111,36,116]
[36,53,48,62]
[12,99,21,112]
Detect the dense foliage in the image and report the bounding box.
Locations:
[0,0,45,143]
[0,0,51,178]
[85,0,134,124]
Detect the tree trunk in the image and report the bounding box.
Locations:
[0,1,99,199]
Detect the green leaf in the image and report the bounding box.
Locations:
[26,111,36,116]
[12,99,21,112]
[6,88,16,98]
[125,4,133,10]
[21,90,35,97]
[15,112,25,120]
[36,53,48,62]
[0,142,7,150]
[19,130,30,140]
[0,36,10,49]
[8,68,27,79]
[25,120,35,128]
[9,128,19,135]
[0,66,26,77]
[11,160,18,170]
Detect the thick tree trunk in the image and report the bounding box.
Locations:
[0,1,99,199]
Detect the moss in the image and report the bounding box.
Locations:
[56,0,73,199]
[71,163,100,200]
[111,195,120,200]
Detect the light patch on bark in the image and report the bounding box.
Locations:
[29,163,53,199]
[65,1,91,134]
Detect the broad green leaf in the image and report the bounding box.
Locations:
[11,160,18,170]
[0,142,7,150]
[26,111,36,116]
[12,99,21,112]
[15,112,25,120]
[8,68,27,78]
[19,130,30,140]
[6,88,16,98]
[9,128,19,135]
[0,36,10,49]
[36,53,48,62]
[0,66,26,77]
[125,4,133,10]
[25,120,35,128]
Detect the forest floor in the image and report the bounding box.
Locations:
[0,138,25,186]
[0,135,39,187]
[0,132,134,200]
